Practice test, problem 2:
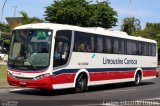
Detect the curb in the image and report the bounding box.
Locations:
[0,84,17,89]
[0,86,18,89]
[0,64,7,66]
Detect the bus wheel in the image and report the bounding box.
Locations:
[134,72,141,86]
[75,74,88,93]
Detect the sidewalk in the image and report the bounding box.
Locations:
[0,85,16,89]
[0,61,7,66]
[0,60,8,88]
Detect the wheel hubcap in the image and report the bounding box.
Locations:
[136,74,140,84]
[78,79,84,88]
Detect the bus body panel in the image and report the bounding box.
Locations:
[50,52,158,89]
[7,75,53,90]
[7,23,158,90]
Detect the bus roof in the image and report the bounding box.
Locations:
[14,23,156,43]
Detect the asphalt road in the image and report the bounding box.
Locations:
[1,78,160,106]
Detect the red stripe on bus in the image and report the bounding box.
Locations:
[142,70,158,77]
[52,74,76,84]
[89,71,135,81]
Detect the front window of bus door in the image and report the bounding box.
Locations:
[53,30,72,68]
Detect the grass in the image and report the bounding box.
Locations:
[0,65,8,87]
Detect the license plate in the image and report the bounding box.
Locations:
[19,82,27,87]
[14,72,23,77]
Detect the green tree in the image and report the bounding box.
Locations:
[0,22,11,53]
[134,22,160,62]
[44,0,117,28]
[19,11,44,24]
[0,22,10,32]
[88,1,117,28]
[121,17,141,35]
[134,22,160,48]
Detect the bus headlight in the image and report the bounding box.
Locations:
[34,73,50,80]
[7,71,13,76]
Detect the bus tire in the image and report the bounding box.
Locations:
[75,73,88,93]
[134,72,141,86]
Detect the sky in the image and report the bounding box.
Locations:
[0,0,160,30]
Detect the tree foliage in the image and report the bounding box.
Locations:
[0,22,10,32]
[44,0,117,28]
[3,39,10,45]
[19,11,44,24]
[0,23,11,52]
[134,23,160,62]
[134,22,160,48]
[121,17,141,35]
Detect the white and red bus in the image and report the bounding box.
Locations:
[7,23,158,92]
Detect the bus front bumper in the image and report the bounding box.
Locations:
[7,75,53,90]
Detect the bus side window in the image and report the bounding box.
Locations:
[151,43,156,56]
[148,43,152,56]
[78,43,86,52]
[113,38,119,54]
[127,40,137,55]
[145,43,149,56]
[95,36,103,53]
[74,32,94,53]
[142,42,147,56]
[138,42,143,55]
[120,39,125,54]
[53,30,72,68]
[104,37,112,53]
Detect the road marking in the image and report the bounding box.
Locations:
[74,99,160,106]
[73,104,120,106]
[141,100,160,105]
[104,89,137,93]
[73,104,102,106]
[9,88,27,92]
[138,98,160,106]
[144,98,160,100]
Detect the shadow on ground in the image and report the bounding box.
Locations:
[10,81,154,96]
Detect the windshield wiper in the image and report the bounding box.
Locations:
[11,58,20,68]
[28,62,37,71]
[9,58,37,71]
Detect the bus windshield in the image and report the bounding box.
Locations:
[8,29,52,71]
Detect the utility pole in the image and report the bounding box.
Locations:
[12,5,17,17]
[129,0,132,18]
[0,0,2,23]
[0,0,2,39]
[1,0,8,23]
[0,0,8,39]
